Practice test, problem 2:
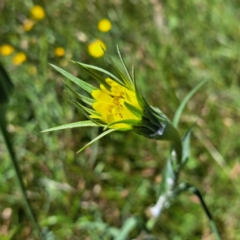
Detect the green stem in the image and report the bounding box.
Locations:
[146,124,182,231]
[174,183,222,240]
[191,186,221,240]
[0,107,43,239]
[164,122,182,167]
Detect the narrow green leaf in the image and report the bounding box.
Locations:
[131,64,135,84]
[64,82,95,106]
[68,98,104,127]
[50,64,97,93]
[67,98,90,119]
[117,45,133,85]
[76,128,116,153]
[107,119,140,128]
[74,62,111,90]
[72,61,122,84]
[124,102,143,117]
[69,98,100,116]
[115,217,138,240]
[173,78,208,128]
[41,120,99,132]
[77,93,95,106]
[109,57,133,90]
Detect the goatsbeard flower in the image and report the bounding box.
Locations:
[44,48,181,159]
[90,77,142,130]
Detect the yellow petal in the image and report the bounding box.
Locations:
[90,77,143,130]
[92,90,112,102]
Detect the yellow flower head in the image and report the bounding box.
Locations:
[55,47,65,57]
[0,44,15,56]
[88,39,106,58]
[30,5,45,20]
[47,48,170,153]
[23,19,35,31]
[12,53,27,65]
[91,78,142,129]
[98,19,112,32]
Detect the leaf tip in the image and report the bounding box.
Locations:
[76,148,83,154]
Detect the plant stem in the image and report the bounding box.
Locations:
[0,106,43,240]
[166,123,183,167]
[191,186,221,240]
[175,183,222,240]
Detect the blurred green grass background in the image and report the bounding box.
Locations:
[1,0,240,239]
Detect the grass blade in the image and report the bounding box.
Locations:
[115,217,138,240]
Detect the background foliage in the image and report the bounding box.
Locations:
[1,0,240,239]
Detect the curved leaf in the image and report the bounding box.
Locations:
[50,64,97,93]
[76,128,116,153]
[173,79,208,128]
[41,120,99,132]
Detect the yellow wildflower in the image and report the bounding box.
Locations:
[0,45,14,56]
[88,39,106,58]
[91,78,142,129]
[46,48,172,153]
[30,5,45,20]
[54,47,65,57]
[98,19,112,32]
[23,19,35,31]
[12,53,27,65]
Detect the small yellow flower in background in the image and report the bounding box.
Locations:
[55,47,65,57]
[88,39,106,58]
[23,19,35,31]
[30,5,45,20]
[0,44,15,56]
[98,19,112,32]
[29,65,37,75]
[12,53,27,65]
